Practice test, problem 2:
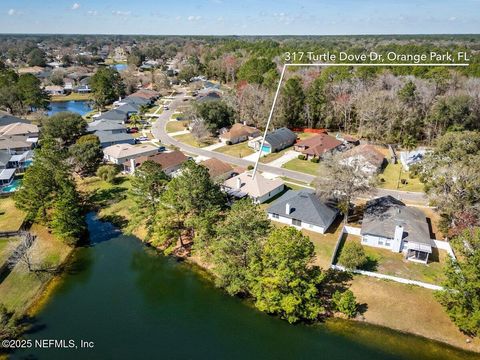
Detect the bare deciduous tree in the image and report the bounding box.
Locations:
[7,231,35,272]
[315,155,376,223]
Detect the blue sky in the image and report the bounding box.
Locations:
[1,0,479,35]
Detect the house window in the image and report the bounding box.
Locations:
[292,219,302,226]
[385,240,391,247]
[378,239,384,246]
[271,213,279,219]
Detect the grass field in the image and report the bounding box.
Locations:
[215,142,255,158]
[166,120,189,133]
[0,237,19,267]
[50,93,93,102]
[0,224,72,314]
[282,158,320,176]
[173,133,213,148]
[349,276,480,353]
[377,162,424,192]
[0,197,26,233]
[336,234,447,284]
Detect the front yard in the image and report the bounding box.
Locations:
[336,233,447,284]
[0,197,26,233]
[173,133,214,148]
[377,162,424,192]
[215,142,255,158]
[282,158,320,176]
[166,120,189,133]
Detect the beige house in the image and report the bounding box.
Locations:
[0,123,39,137]
[219,123,261,145]
[103,144,159,168]
[222,171,284,204]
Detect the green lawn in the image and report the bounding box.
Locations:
[282,158,320,176]
[166,120,189,133]
[0,197,26,232]
[377,162,424,192]
[296,132,317,140]
[337,234,447,284]
[214,142,255,158]
[171,112,185,120]
[280,177,313,189]
[173,133,213,148]
[0,224,72,314]
[0,237,19,267]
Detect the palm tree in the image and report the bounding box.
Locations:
[129,113,141,128]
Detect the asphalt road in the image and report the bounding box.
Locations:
[151,89,428,205]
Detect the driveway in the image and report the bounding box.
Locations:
[151,89,428,205]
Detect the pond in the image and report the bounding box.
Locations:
[47,101,92,116]
[12,214,478,360]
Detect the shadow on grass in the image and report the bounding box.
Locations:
[360,256,379,272]
[88,187,127,208]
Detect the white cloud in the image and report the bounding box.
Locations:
[187,15,202,21]
[448,16,457,21]
[7,9,20,16]
[112,10,131,16]
[87,10,98,16]
[72,3,80,10]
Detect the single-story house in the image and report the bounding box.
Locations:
[98,109,128,123]
[201,158,234,181]
[360,196,433,264]
[294,133,343,160]
[0,113,31,127]
[196,91,221,103]
[0,136,37,154]
[103,143,159,167]
[400,149,427,171]
[129,89,159,101]
[339,144,386,175]
[0,168,15,187]
[95,131,135,148]
[123,96,151,107]
[248,127,297,154]
[125,150,188,176]
[0,122,39,138]
[219,123,261,145]
[222,171,284,204]
[0,149,33,171]
[87,120,126,134]
[44,85,64,95]
[267,190,338,234]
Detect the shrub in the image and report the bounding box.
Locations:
[332,290,358,318]
[247,165,254,170]
[298,154,306,160]
[379,177,385,183]
[310,157,320,163]
[401,179,408,185]
[96,165,120,183]
[226,140,232,145]
[338,242,368,269]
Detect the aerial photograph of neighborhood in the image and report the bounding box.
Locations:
[0,0,479,359]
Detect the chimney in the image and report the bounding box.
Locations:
[286,203,291,214]
[392,225,404,252]
[129,158,136,175]
[236,177,242,189]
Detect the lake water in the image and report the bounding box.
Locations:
[12,214,478,360]
[48,101,92,116]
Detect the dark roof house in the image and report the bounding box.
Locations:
[263,127,297,153]
[267,190,338,233]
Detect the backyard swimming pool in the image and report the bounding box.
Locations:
[1,179,22,193]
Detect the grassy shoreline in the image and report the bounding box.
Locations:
[3,176,476,354]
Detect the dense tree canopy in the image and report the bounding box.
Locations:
[90,66,125,109]
[41,112,88,146]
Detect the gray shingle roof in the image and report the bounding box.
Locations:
[267,190,338,228]
[265,127,297,151]
[98,109,128,121]
[0,113,30,127]
[361,196,432,246]
[88,120,126,132]
[125,96,151,106]
[96,131,134,146]
[0,150,12,167]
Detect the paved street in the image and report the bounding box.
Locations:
[151,89,428,205]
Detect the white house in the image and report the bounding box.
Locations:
[360,196,433,263]
[266,190,338,234]
[399,149,427,171]
[103,144,159,168]
[222,171,284,204]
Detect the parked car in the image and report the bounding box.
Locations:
[128,128,139,133]
[158,146,166,152]
[163,105,169,110]
[137,136,149,141]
